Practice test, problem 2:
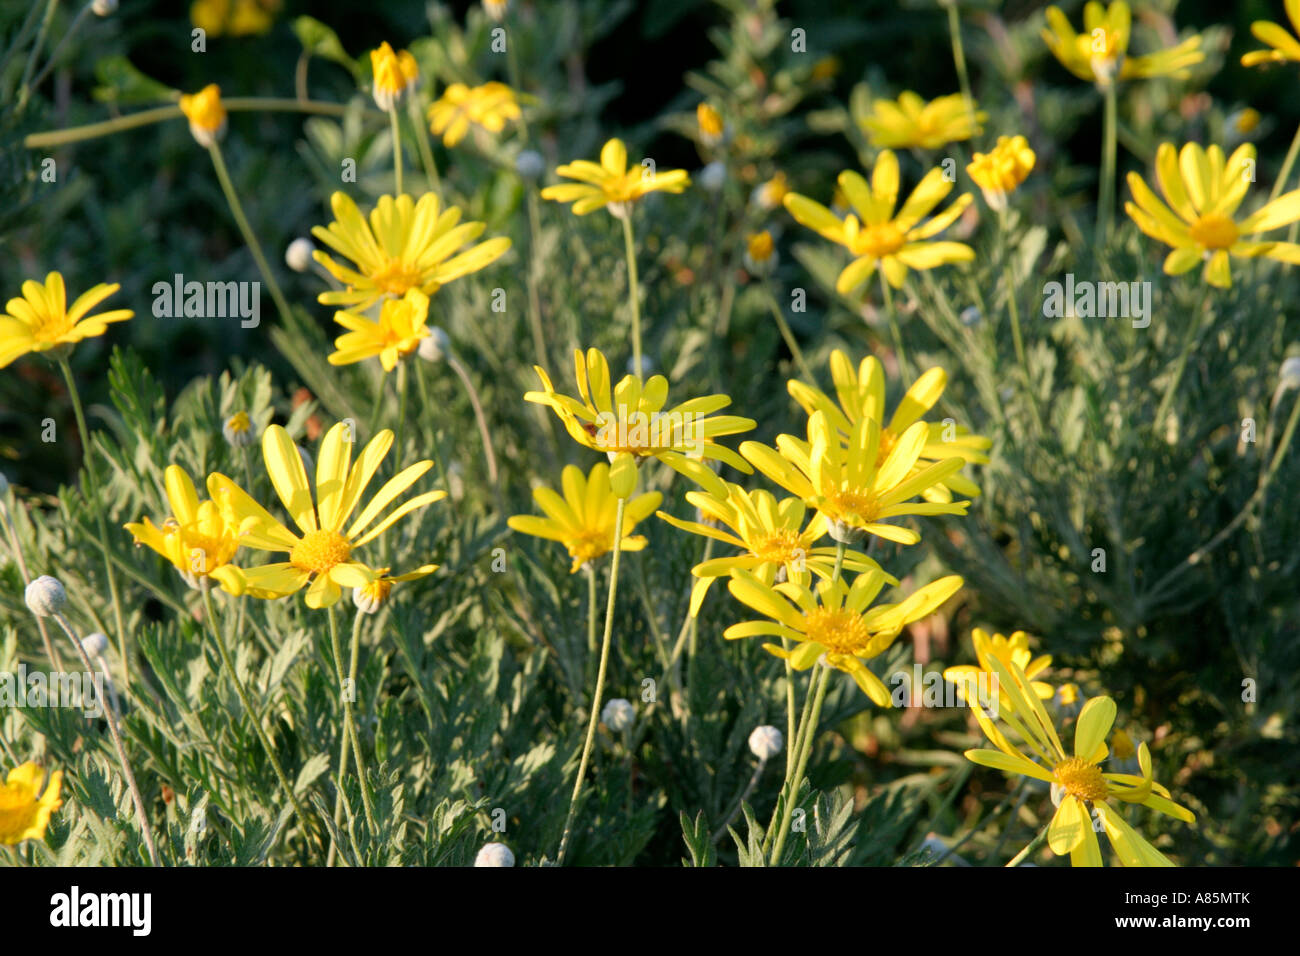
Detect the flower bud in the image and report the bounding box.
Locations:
[699,161,726,192]
[223,411,255,447]
[601,698,635,732]
[92,0,117,15]
[748,725,783,761]
[81,632,109,659]
[285,238,315,273]
[1280,355,1300,390]
[474,842,515,866]
[418,327,452,363]
[960,306,981,327]
[514,149,545,181]
[25,575,67,617]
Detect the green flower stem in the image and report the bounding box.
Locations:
[620,213,644,377]
[0,496,62,670]
[388,105,404,195]
[1006,822,1050,867]
[762,651,821,857]
[1000,234,1042,432]
[24,98,353,150]
[781,639,796,778]
[945,2,976,128]
[524,190,551,372]
[15,0,57,112]
[206,142,293,327]
[879,272,908,377]
[200,586,313,839]
[27,0,91,94]
[327,609,367,867]
[1270,119,1300,205]
[328,605,377,836]
[770,663,831,865]
[1097,81,1118,245]
[446,353,503,511]
[52,610,162,867]
[764,285,816,384]
[57,357,127,674]
[408,95,440,194]
[557,496,626,865]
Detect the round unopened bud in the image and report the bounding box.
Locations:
[474,842,515,867]
[601,698,635,732]
[960,306,981,327]
[699,161,726,192]
[81,632,109,659]
[748,725,783,761]
[1280,355,1300,390]
[515,149,545,181]
[418,327,452,363]
[25,575,67,617]
[626,354,654,377]
[92,0,117,15]
[285,238,315,273]
[828,518,865,545]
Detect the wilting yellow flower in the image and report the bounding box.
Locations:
[191,0,279,38]
[0,272,132,369]
[352,565,432,614]
[208,422,443,608]
[124,465,249,594]
[754,171,790,210]
[967,135,1036,210]
[329,288,431,372]
[1042,2,1204,88]
[783,151,973,292]
[860,91,985,150]
[427,82,522,147]
[741,410,970,545]
[944,628,1053,714]
[1124,142,1300,288]
[787,350,989,503]
[697,102,725,145]
[179,83,227,147]
[725,569,963,704]
[525,348,755,500]
[311,191,511,309]
[0,762,62,844]
[1242,0,1300,67]
[370,42,419,111]
[964,655,1195,866]
[658,482,890,616]
[508,463,662,573]
[541,138,691,217]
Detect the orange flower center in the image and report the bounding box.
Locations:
[371,258,424,295]
[803,607,872,655]
[751,530,804,564]
[1189,214,1239,251]
[290,529,352,574]
[850,221,905,259]
[1053,757,1109,802]
[826,487,880,524]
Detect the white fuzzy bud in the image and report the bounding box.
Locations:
[514,150,544,181]
[92,0,117,15]
[699,161,726,192]
[25,575,67,617]
[1280,356,1300,390]
[625,354,654,377]
[474,842,515,866]
[748,725,783,761]
[601,698,635,732]
[418,327,452,363]
[285,238,315,273]
[81,632,109,659]
[960,306,981,327]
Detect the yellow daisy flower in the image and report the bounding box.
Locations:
[328,288,430,372]
[311,191,511,309]
[179,83,227,147]
[754,171,790,210]
[740,410,970,545]
[124,464,249,594]
[541,138,691,218]
[0,271,132,369]
[508,462,662,573]
[1241,0,1300,67]
[963,655,1195,866]
[787,349,990,503]
[782,150,974,293]
[943,628,1053,715]
[1124,141,1300,288]
[860,91,986,150]
[966,135,1036,210]
[524,347,755,500]
[697,102,725,145]
[370,41,419,111]
[1042,2,1204,88]
[427,82,522,147]
[725,568,963,704]
[191,0,279,38]
[0,762,62,845]
[208,422,444,608]
[657,482,891,616]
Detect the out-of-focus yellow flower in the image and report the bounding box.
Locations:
[370,42,419,111]
[740,410,970,546]
[427,82,521,147]
[179,83,227,147]
[329,289,431,372]
[697,102,725,145]
[0,762,62,845]
[861,92,985,150]
[1231,107,1262,136]
[525,348,755,499]
[725,568,963,705]
[1111,728,1136,760]
[783,150,973,292]
[208,423,444,608]
[744,230,777,273]
[124,465,249,594]
[191,0,279,38]
[483,0,509,22]
[311,192,511,309]
[1042,2,1204,88]
[508,463,662,573]
[754,171,790,210]
[967,135,1036,210]
[811,56,840,81]
[658,482,890,616]
[944,628,1053,715]
[541,138,691,218]
[787,350,990,502]
[1242,0,1300,67]
[963,656,1195,866]
[1125,141,1300,288]
[0,271,132,369]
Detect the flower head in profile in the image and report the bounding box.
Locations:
[753,171,790,210]
[944,628,1053,715]
[1242,1,1300,67]
[329,288,431,372]
[541,138,690,218]
[427,82,522,147]
[525,348,755,499]
[783,151,973,292]
[742,410,970,545]
[311,191,511,309]
[963,655,1195,866]
[208,422,443,608]
[725,568,963,704]
[352,565,433,614]
[223,411,256,447]
[658,482,891,616]
[508,462,662,573]
[967,135,1036,211]
[191,0,279,37]
[1042,2,1204,88]
[124,465,249,594]
[860,91,985,150]
[0,271,133,369]
[744,230,777,274]
[370,42,419,111]
[0,762,62,844]
[697,102,725,146]
[787,350,990,502]
[179,83,227,147]
[1125,141,1300,288]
